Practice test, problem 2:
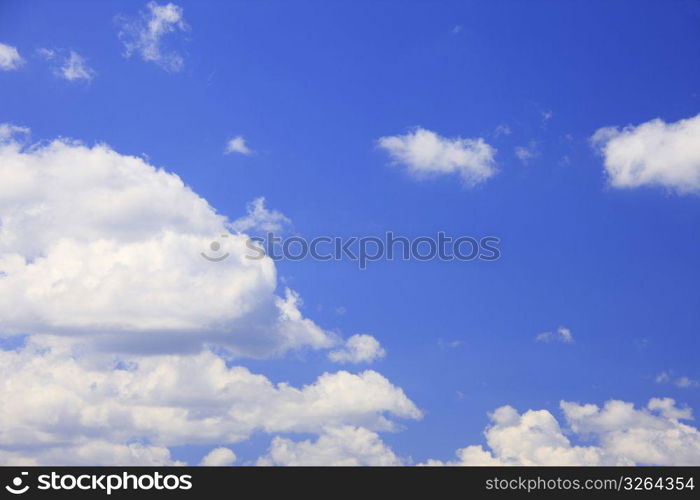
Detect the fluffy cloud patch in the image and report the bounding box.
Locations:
[0,43,23,70]
[0,128,332,357]
[377,127,497,186]
[200,447,236,466]
[257,426,402,466]
[592,113,700,194]
[225,136,252,156]
[0,338,421,465]
[426,398,700,466]
[118,2,189,72]
[328,334,386,364]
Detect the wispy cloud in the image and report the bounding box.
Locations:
[118,1,189,72]
[656,371,699,388]
[515,141,538,164]
[536,326,574,343]
[38,48,96,82]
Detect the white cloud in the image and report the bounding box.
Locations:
[230,197,291,233]
[59,51,96,82]
[225,136,252,156]
[535,326,574,343]
[38,48,96,82]
[0,128,332,357]
[0,43,23,70]
[257,426,402,466]
[592,113,700,194]
[328,334,386,364]
[377,127,497,186]
[425,398,700,466]
[515,141,538,164]
[0,338,421,465]
[118,2,189,72]
[200,447,236,466]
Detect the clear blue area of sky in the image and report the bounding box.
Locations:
[1,0,699,464]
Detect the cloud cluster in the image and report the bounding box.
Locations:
[0,126,415,465]
[0,42,23,70]
[425,398,700,466]
[0,337,420,465]
[118,2,189,72]
[378,127,497,186]
[592,113,700,194]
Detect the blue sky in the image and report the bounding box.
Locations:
[1,0,700,466]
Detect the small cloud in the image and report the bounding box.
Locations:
[38,48,96,82]
[675,377,700,388]
[224,136,253,156]
[494,124,511,137]
[37,48,56,60]
[0,42,23,70]
[328,334,386,364]
[657,371,699,388]
[335,306,347,315]
[377,127,497,187]
[231,197,291,233]
[515,141,538,164]
[536,326,574,344]
[118,1,189,72]
[199,447,236,466]
[60,51,96,82]
[438,339,463,349]
[451,25,462,35]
